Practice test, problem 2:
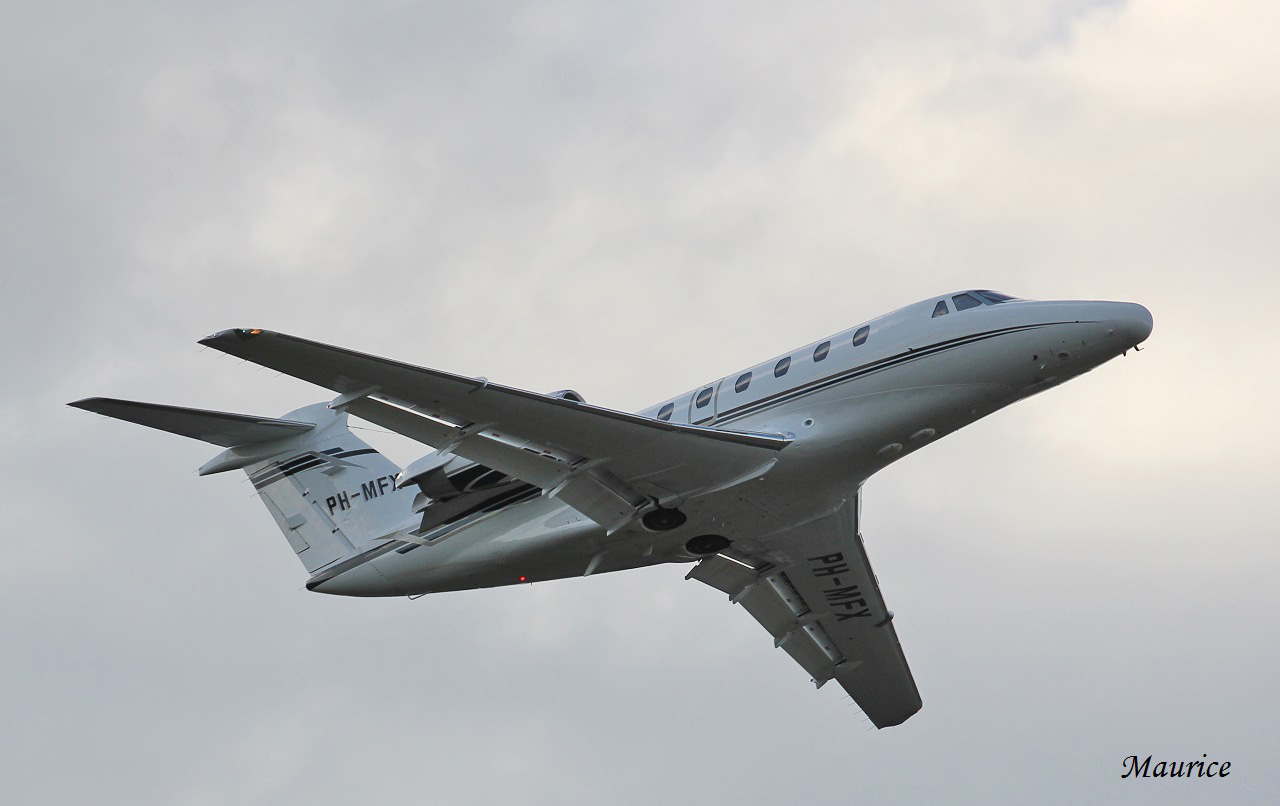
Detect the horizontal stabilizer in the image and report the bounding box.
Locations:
[68,397,315,447]
[73,396,415,575]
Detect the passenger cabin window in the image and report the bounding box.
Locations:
[735,372,752,393]
[813,341,831,362]
[657,402,674,421]
[932,300,949,318]
[953,293,982,311]
[695,386,713,409]
[774,357,791,377]
[852,326,870,346]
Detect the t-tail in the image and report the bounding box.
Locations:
[69,397,417,575]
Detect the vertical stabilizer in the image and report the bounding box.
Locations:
[70,397,418,575]
[239,403,416,574]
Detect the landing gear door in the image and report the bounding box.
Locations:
[689,380,722,425]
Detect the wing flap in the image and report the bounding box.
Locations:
[778,626,840,683]
[687,552,759,597]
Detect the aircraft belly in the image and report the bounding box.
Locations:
[371,504,685,594]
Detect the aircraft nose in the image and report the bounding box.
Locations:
[1113,302,1153,347]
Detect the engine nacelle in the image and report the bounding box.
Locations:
[548,389,586,403]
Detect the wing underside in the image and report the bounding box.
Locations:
[198,329,791,533]
[688,494,921,728]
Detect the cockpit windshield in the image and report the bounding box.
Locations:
[973,290,1019,304]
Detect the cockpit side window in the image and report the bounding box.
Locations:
[974,290,1017,304]
[932,300,949,318]
[952,293,982,311]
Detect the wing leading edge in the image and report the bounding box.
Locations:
[198,329,791,533]
[688,494,921,728]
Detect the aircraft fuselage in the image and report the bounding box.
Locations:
[313,292,1152,597]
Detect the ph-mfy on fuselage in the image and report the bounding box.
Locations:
[72,290,1151,728]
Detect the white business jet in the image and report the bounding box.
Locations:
[71,290,1151,727]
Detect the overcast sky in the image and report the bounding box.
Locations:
[4,1,1278,803]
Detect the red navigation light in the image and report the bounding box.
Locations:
[518,575,527,582]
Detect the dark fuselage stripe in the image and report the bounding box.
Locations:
[250,447,342,482]
[708,322,1061,425]
[251,447,379,489]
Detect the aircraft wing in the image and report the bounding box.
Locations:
[198,329,791,533]
[687,494,921,728]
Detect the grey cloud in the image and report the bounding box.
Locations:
[3,1,1276,804]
